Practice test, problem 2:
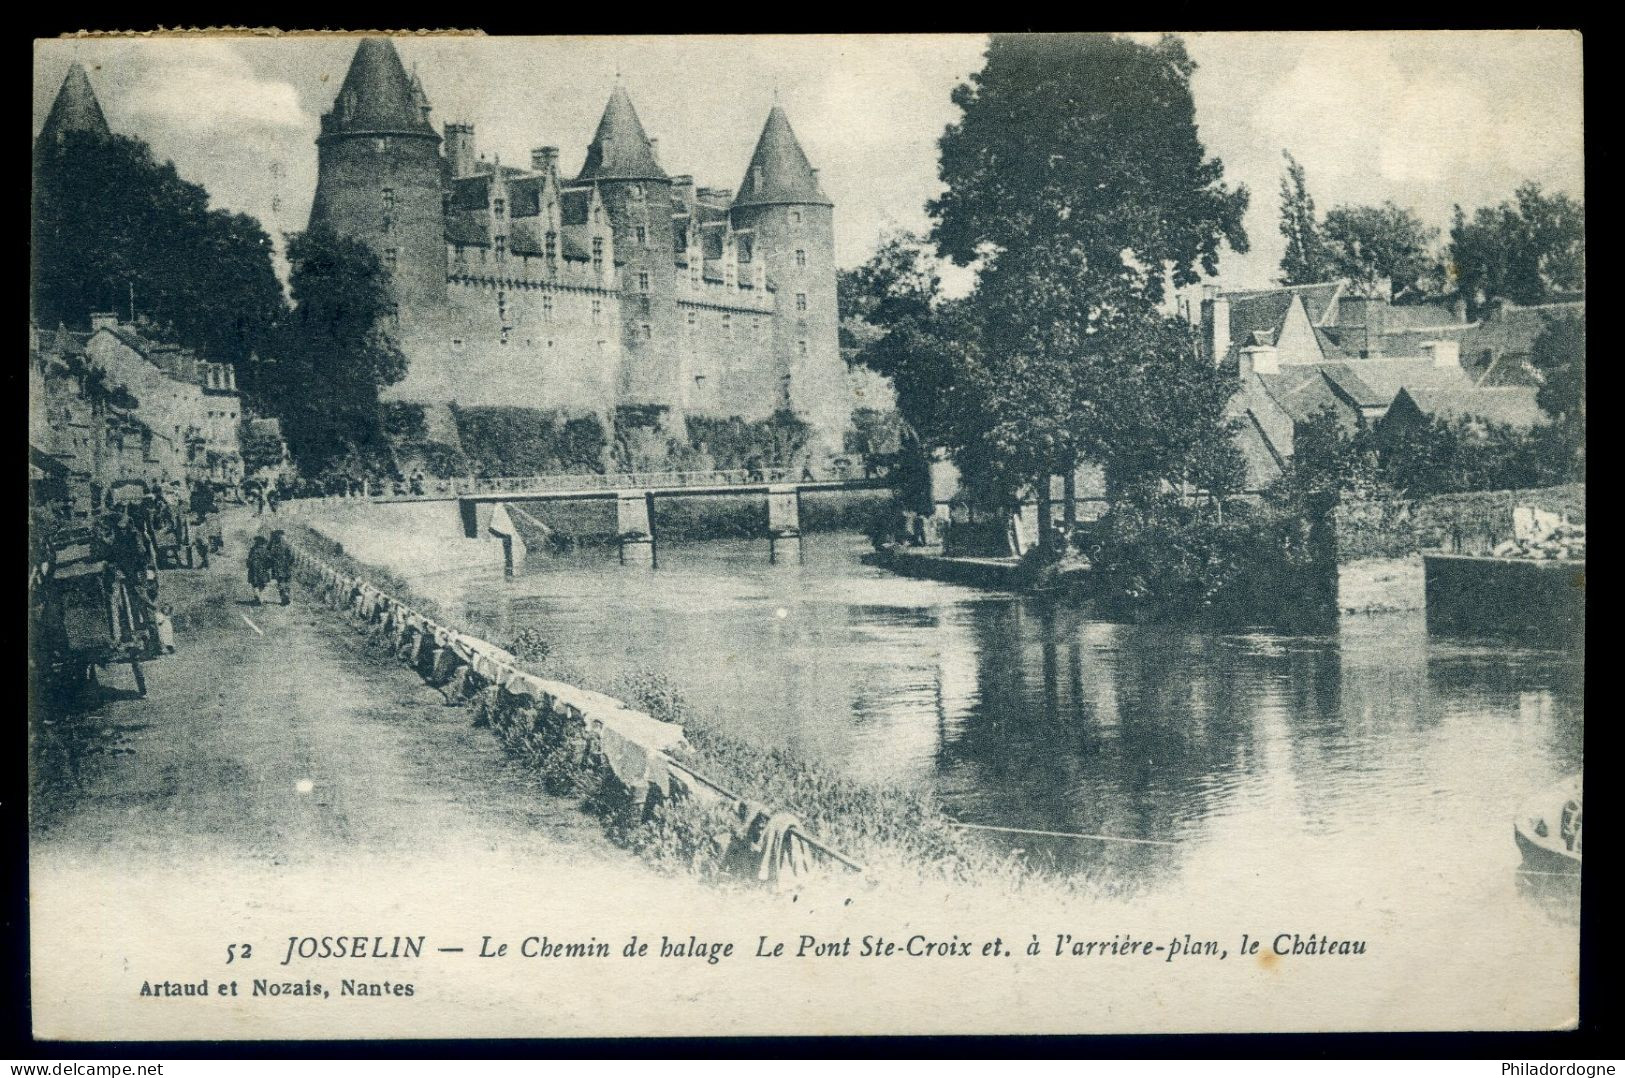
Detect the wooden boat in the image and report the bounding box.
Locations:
[1514,776,1582,875]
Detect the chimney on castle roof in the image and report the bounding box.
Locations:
[444,122,476,178]
[531,146,560,173]
[90,312,120,333]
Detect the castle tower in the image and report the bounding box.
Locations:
[308,39,445,336]
[575,85,680,412]
[730,105,847,452]
[37,63,111,150]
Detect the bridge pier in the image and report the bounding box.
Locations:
[767,485,803,564]
[487,502,526,575]
[617,491,657,566]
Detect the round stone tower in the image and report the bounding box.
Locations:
[729,106,847,454]
[308,39,445,335]
[575,85,680,412]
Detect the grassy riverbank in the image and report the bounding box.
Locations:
[285,520,1071,896]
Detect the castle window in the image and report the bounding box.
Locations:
[797,339,808,357]
[630,184,644,202]
[495,236,506,261]
[385,248,399,270]
[374,137,388,153]
[592,299,602,324]
[636,226,648,246]
[545,232,558,260]
[390,303,401,328]
[592,238,604,272]
[493,198,505,218]
[637,271,650,293]
[789,209,802,227]
[690,265,700,288]
[451,338,465,352]
[796,292,808,313]
[722,314,733,339]
[640,323,652,340]
[695,374,707,388]
[593,204,603,225]
[686,311,697,335]
[382,187,395,210]
[497,292,507,318]
[795,249,807,269]
[381,214,393,234]
[752,316,763,337]
[542,295,553,320]
[500,326,510,345]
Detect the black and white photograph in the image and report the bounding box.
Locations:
[26,29,1584,1041]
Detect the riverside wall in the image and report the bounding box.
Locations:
[1333,483,1585,614]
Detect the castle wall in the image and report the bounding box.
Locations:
[384,251,621,413]
[591,180,681,408]
[676,294,782,421]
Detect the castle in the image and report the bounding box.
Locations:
[309,39,854,452]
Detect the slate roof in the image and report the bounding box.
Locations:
[576,86,667,182]
[324,39,438,137]
[448,174,494,212]
[1251,367,1361,430]
[1399,387,1548,430]
[560,188,592,226]
[445,212,491,247]
[38,64,110,144]
[734,106,831,208]
[1334,357,1475,401]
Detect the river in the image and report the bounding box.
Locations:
[390,524,1583,917]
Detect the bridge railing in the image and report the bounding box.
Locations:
[274,464,893,511]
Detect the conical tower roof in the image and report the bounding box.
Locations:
[323,38,437,137]
[733,105,830,208]
[38,63,110,145]
[576,85,667,182]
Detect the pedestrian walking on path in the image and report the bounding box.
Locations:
[246,535,271,605]
[266,530,294,606]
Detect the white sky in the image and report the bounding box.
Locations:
[33,32,1583,293]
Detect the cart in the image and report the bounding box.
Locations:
[48,531,152,699]
[153,505,194,569]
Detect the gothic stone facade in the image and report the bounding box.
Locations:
[309,40,852,450]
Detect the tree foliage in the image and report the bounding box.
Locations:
[31,130,285,365]
[1277,151,1332,286]
[1448,183,1585,313]
[1320,202,1439,299]
[264,225,408,471]
[931,34,1249,306]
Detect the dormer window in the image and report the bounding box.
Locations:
[591,299,602,324]
[493,198,506,217]
[690,265,700,288]
[545,232,557,260]
[796,293,808,313]
[542,294,554,320]
[635,226,648,246]
[637,271,650,293]
[789,209,802,227]
[722,314,733,339]
[382,187,395,210]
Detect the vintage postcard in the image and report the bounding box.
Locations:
[27,30,1584,1041]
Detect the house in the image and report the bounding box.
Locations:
[1200,280,1564,485]
[81,314,244,484]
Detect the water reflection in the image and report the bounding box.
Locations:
[436,531,1579,916]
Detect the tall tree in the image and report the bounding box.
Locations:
[1277,151,1332,285]
[1448,183,1585,313]
[265,225,408,472]
[31,130,285,365]
[1320,202,1439,299]
[926,34,1249,509]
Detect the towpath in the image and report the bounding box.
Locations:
[29,510,633,872]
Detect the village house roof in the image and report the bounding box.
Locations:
[1390,387,1548,430]
[38,63,110,145]
[575,85,667,183]
[734,106,831,208]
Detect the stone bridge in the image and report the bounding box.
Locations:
[454,469,892,569]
